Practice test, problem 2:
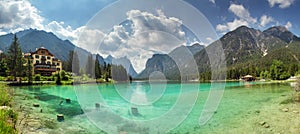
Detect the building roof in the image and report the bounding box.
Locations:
[31,47,54,56]
[244,75,254,78]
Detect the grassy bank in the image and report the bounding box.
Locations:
[0,86,18,134]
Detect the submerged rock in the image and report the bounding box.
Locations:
[95,103,100,109]
[281,108,289,112]
[57,114,64,122]
[259,121,266,126]
[263,124,270,128]
[33,103,40,107]
[0,106,11,110]
[27,121,42,131]
[66,98,71,103]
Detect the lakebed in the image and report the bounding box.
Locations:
[6,81,300,133]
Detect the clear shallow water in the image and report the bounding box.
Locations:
[11,81,293,133]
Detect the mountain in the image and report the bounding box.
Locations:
[192,25,290,70]
[0,29,137,77]
[104,55,138,77]
[138,25,300,80]
[193,25,300,80]
[263,26,300,43]
[136,54,178,79]
[136,43,204,79]
[0,29,89,61]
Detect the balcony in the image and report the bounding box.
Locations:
[34,64,57,72]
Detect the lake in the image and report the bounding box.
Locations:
[10,81,297,133]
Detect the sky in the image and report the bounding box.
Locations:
[0,0,299,72]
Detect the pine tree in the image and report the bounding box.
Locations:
[73,51,80,75]
[66,51,80,74]
[85,54,95,78]
[0,53,8,76]
[27,57,33,84]
[56,72,62,85]
[7,35,24,81]
[95,56,101,79]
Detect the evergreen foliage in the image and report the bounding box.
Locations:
[6,35,24,81]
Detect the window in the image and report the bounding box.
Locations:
[36,60,39,64]
[57,63,60,66]
[47,61,51,64]
[47,56,51,60]
[35,55,39,58]
[57,68,61,71]
[42,56,45,59]
[41,50,45,54]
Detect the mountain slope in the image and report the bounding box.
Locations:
[193,25,288,69]
[136,43,204,79]
[138,25,299,80]
[0,29,85,61]
[0,29,137,77]
[104,55,138,77]
[263,26,300,43]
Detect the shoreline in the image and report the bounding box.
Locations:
[6,82,300,133]
[2,78,297,87]
[2,80,299,133]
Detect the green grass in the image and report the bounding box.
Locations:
[0,86,17,134]
[280,98,295,104]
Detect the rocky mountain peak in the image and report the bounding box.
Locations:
[263,26,300,43]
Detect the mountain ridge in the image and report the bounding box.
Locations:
[137,25,300,80]
[0,29,138,77]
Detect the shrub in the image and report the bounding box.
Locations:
[21,77,28,81]
[56,72,62,85]
[81,74,89,81]
[0,76,5,81]
[62,75,69,81]
[6,76,14,81]
[0,110,17,134]
[34,74,41,81]
[0,88,17,134]
[0,89,11,106]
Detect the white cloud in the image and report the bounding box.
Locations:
[96,10,186,72]
[45,21,77,40]
[0,0,79,41]
[260,15,274,27]
[0,30,7,36]
[216,19,249,32]
[101,25,129,52]
[209,0,215,4]
[0,1,188,73]
[268,0,295,8]
[206,37,215,44]
[127,9,185,42]
[0,0,105,54]
[216,4,256,33]
[285,21,292,29]
[0,0,44,33]
[228,4,257,24]
[73,26,105,54]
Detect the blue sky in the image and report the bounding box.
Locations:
[0,0,299,72]
[25,0,299,36]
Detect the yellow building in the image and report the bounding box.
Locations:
[25,47,62,76]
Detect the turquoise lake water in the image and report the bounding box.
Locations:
[11,81,294,133]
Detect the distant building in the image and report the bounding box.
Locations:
[241,75,256,81]
[25,47,62,76]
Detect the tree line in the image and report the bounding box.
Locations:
[62,51,131,82]
[0,35,131,84]
[225,60,299,80]
[0,35,31,83]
